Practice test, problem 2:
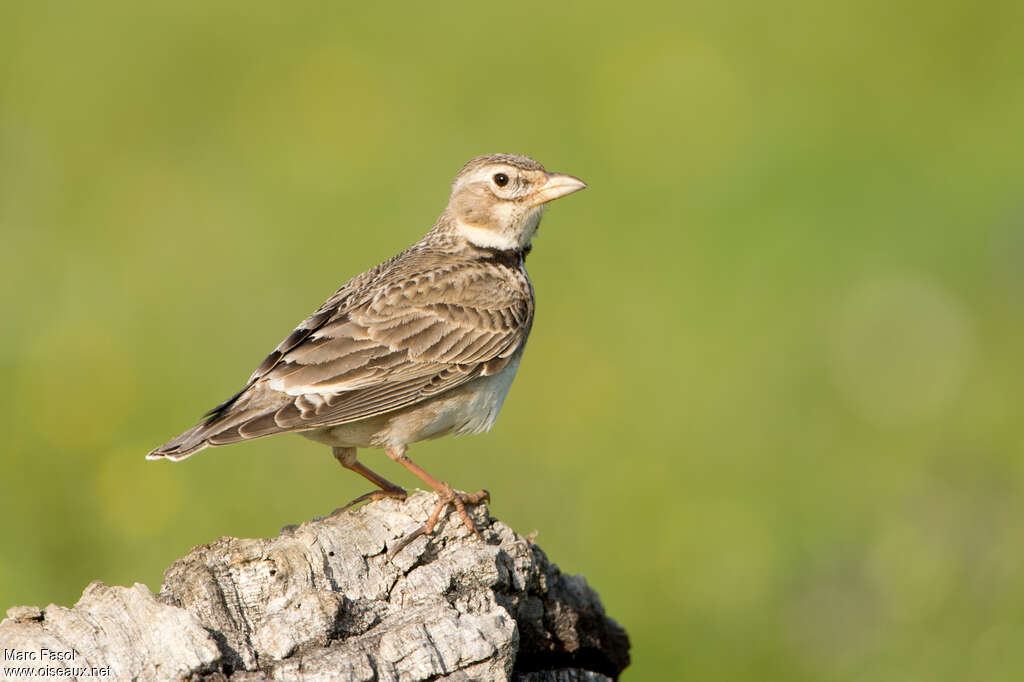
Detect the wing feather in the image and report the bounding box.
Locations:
[150,249,534,459]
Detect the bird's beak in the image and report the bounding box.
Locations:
[529,173,587,206]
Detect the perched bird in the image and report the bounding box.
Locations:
[148,154,586,543]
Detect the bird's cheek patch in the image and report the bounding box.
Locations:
[453,199,497,231]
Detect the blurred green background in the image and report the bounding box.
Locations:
[2,1,1023,679]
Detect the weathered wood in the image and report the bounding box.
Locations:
[1,493,629,681]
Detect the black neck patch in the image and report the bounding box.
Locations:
[480,246,528,268]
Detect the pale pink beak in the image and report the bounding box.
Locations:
[530,173,588,206]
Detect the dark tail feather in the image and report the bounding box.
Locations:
[146,421,214,461]
[147,404,283,462]
[148,383,297,461]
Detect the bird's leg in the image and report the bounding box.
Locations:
[332,446,408,513]
[384,445,490,537]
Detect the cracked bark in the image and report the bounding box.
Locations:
[1,493,630,681]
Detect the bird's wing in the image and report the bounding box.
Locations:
[256,260,532,426]
[149,255,533,457]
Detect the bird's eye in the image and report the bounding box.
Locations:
[493,173,509,187]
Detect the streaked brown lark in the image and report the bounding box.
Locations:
[148,154,586,545]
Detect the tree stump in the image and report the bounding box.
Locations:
[0,493,630,681]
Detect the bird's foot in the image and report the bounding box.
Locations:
[331,488,408,516]
[389,484,490,558]
[425,483,490,535]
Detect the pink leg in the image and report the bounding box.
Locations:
[384,444,489,536]
[332,446,408,513]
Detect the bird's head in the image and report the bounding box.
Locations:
[445,154,586,252]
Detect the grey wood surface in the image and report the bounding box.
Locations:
[1,493,629,681]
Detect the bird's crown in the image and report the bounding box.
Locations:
[455,154,546,182]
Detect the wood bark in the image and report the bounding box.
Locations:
[1,493,629,681]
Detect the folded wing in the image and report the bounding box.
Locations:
[148,254,533,460]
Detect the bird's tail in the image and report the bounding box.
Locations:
[146,385,289,461]
[146,422,214,461]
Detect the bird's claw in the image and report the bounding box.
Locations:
[388,485,490,559]
[426,483,490,535]
[331,488,408,517]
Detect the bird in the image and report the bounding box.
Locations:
[147,153,586,546]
